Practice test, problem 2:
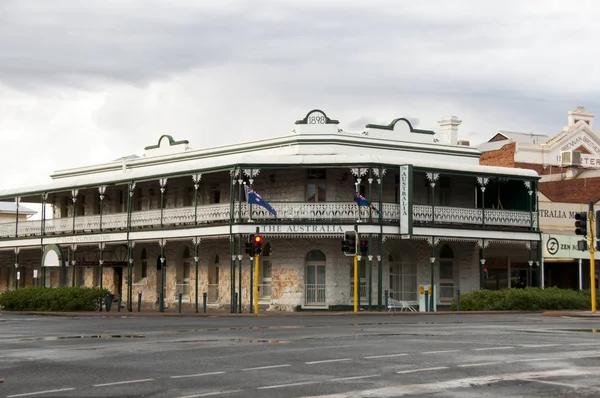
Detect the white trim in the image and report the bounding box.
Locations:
[412,227,540,241]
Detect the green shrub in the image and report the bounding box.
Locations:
[0,287,110,311]
[451,287,599,311]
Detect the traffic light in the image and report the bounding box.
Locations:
[359,238,369,254]
[245,236,254,256]
[253,234,263,255]
[577,239,588,251]
[575,212,588,236]
[343,231,357,256]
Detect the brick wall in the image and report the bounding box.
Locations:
[539,177,600,203]
[479,142,516,168]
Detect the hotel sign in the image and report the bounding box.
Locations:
[260,225,344,234]
[399,165,412,236]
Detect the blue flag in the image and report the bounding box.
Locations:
[246,185,277,218]
[355,191,383,218]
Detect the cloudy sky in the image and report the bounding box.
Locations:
[1,0,599,191]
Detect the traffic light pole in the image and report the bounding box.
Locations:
[589,203,596,313]
[353,253,358,313]
[254,254,260,315]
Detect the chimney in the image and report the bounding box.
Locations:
[568,106,594,128]
[437,116,462,145]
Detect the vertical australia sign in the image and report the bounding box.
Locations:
[399,165,411,236]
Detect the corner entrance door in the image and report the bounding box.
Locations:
[305,250,326,305]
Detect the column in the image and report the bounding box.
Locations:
[524,181,534,230]
[192,237,201,313]
[98,186,106,232]
[14,248,19,289]
[243,169,261,222]
[40,193,48,237]
[426,173,439,224]
[192,174,202,225]
[579,258,583,290]
[71,190,79,233]
[477,178,489,227]
[127,241,135,312]
[427,237,439,311]
[478,239,489,289]
[15,197,20,238]
[367,169,373,308]
[238,234,243,313]
[158,239,167,312]
[374,166,386,310]
[98,242,105,290]
[126,183,136,231]
[159,178,168,228]
[70,244,77,287]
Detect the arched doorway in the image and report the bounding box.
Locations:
[388,253,417,302]
[305,250,326,304]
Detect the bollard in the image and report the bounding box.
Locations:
[105,294,113,312]
[456,289,460,312]
[178,293,183,313]
[203,292,207,313]
[138,292,142,312]
[424,291,429,312]
[233,292,238,314]
[117,295,122,312]
[384,290,389,310]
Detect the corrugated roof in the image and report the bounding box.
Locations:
[495,131,550,145]
[0,202,36,215]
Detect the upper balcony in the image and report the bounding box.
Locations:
[0,200,537,239]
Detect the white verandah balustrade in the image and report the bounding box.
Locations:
[0,202,536,238]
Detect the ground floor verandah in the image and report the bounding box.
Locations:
[0,232,541,312]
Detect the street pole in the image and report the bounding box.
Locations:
[589,202,596,313]
[254,254,260,315]
[353,253,358,313]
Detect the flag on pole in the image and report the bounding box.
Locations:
[245,185,277,218]
[355,191,383,218]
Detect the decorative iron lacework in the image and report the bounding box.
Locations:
[0,202,537,238]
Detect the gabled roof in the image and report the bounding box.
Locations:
[488,131,550,145]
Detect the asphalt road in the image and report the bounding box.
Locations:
[1,312,600,397]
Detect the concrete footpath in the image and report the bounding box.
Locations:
[3,309,599,318]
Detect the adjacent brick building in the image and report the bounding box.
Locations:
[478,106,599,290]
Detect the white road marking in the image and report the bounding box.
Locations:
[178,390,243,398]
[307,366,600,398]
[396,366,448,374]
[422,350,460,354]
[569,342,599,346]
[364,353,408,359]
[305,358,352,365]
[520,344,559,348]
[242,364,291,371]
[329,375,380,382]
[93,378,154,387]
[171,372,226,379]
[510,357,562,363]
[458,361,503,368]
[473,346,514,351]
[7,388,75,398]
[258,380,321,389]
[522,379,583,389]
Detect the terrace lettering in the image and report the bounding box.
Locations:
[261,225,344,233]
[539,209,578,219]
